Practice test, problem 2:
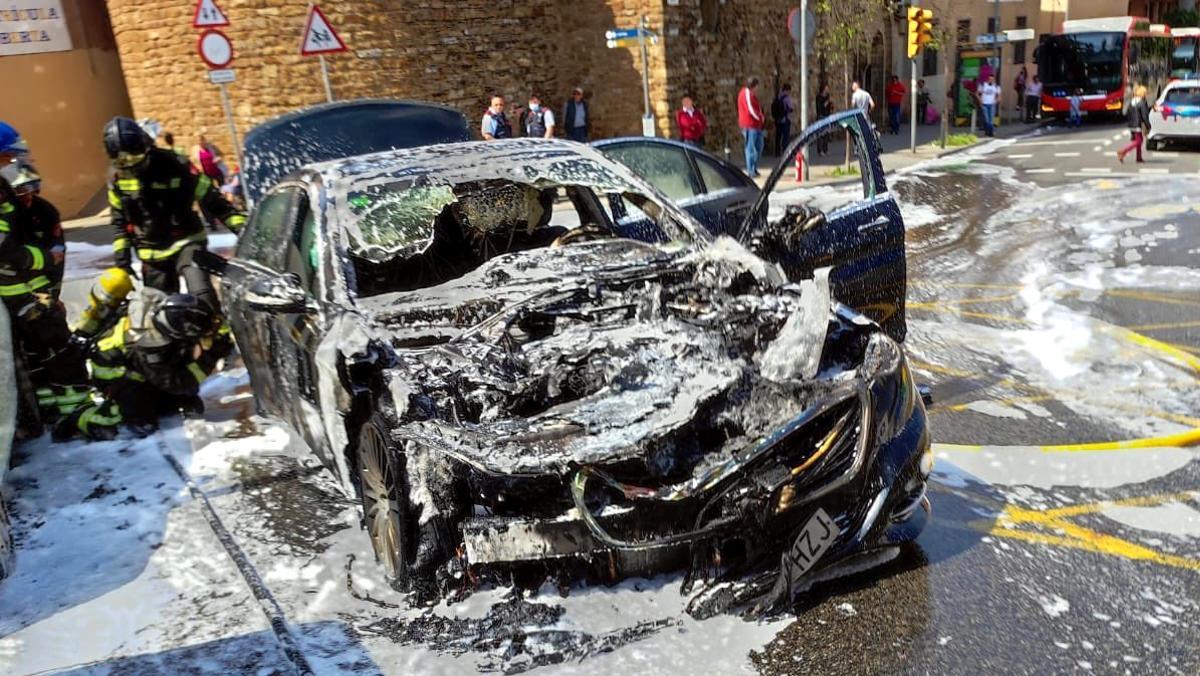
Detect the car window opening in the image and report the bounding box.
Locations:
[350,179,640,297]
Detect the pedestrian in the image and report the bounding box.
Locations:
[815,83,833,156]
[0,126,89,423]
[1013,66,1028,114]
[676,95,708,147]
[1024,75,1043,123]
[978,74,1001,137]
[1117,85,1151,163]
[481,95,512,140]
[737,77,766,177]
[771,83,795,156]
[189,133,225,184]
[851,80,875,117]
[104,117,246,314]
[562,87,589,142]
[886,75,906,135]
[917,79,930,126]
[521,95,555,139]
[1068,88,1083,127]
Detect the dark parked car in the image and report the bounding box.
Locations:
[202,127,929,609]
[241,99,471,207]
[591,137,760,236]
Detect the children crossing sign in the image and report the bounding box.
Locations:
[300,5,346,56]
[192,0,229,29]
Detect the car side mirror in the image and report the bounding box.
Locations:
[245,273,315,315]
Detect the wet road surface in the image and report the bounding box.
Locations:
[3,137,1199,674]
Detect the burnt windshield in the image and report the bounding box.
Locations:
[346,179,674,297]
[1039,32,1125,93]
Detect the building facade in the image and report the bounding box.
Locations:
[2,1,132,217]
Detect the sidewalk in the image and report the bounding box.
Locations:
[748,118,1042,188]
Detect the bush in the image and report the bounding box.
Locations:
[826,164,860,178]
[940,133,978,147]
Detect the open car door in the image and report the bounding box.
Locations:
[738,109,906,342]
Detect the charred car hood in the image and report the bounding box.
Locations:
[356,238,863,476]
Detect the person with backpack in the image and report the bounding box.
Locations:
[521,95,556,139]
[772,84,795,156]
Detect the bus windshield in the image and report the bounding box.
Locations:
[1039,31,1126,93]
[1171,38,1198,76]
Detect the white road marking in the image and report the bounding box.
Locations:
[1151,151,1179,158]
[1093,146,1102,152]
[1139,168,1170,174]
[1080,167,1112,174]
[1112,133,1124,141]
[1103,140,1113,146]
[1007,153,1034,159]
[1064,171,1134,177]
[1054,152,1082,157]
[1025,168,1057,174]
[1011,140,1101,146]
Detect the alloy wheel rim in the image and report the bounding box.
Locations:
[359,424,403,578]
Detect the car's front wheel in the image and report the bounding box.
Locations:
[356,412,411,589]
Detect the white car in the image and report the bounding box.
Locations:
[1148,79,1200,150]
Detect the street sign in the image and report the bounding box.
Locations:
[1005,28,1035,42]
[300,4,347,56]
[605,28,640,40]
[197,29,234,69]
[976,34,1006,45]
[192,0,229,28]
[606,37,638,49]
[786,7,816,46]
[208,68,235,84]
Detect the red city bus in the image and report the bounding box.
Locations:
[1036,17,1171,120]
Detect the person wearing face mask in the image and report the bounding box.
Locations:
[522,95,556,139]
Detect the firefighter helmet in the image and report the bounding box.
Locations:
[103,117,153,170]
[152,294,215,340]
[0,159,40,195]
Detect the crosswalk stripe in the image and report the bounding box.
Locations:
[1007,153,1034,159]
[1012,140,1098,146]
[1080,167,1112,174]
[1103,140,1113,146]
[1139,168,1170,174]
[1151,151,1179,157]
[1025,168,1056,174]
[1054,152,1081,157]
[1093,146,1102,152]
[1111,134,1124,141]
[1065,171,1133,177]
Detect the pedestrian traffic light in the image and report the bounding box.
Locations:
[907,7,934,59]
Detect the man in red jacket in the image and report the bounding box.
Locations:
[676,95,708,147]
[886,75,906,135]
[737,77,765,177]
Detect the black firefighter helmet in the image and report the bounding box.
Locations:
[152,294,215,341]
[103,117,153,170]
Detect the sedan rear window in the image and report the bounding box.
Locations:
[1164,87,1200,106]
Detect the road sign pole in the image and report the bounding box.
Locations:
[639,15,653,136]
[218,82,242,167]
[800,0,809,179]
[318,53,334,102]
[910,58,918,153]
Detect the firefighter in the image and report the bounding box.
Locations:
[103,117,246,313]
[2,160,65,299]
[56,290,233,441]
[0,162,89,420]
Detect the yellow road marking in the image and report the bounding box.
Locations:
[1126,319,1200,332]
[908,294,1017,307]
[909,305,1033,325]
[1105,289,1200,308]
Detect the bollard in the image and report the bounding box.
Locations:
[795,151,804,183]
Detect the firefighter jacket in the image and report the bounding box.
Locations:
[108,147,247,268]
[0,179,53,300]
[89,294,234,397]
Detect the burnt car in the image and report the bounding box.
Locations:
[205,120,929,608]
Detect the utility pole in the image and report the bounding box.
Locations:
[994,0,1002,125]
[639,15,653,136]
[800,0,809,179]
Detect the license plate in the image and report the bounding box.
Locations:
[785,507,840,577]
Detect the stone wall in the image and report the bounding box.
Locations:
[104,0,665,159]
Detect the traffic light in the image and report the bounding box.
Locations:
[907,7,934,59]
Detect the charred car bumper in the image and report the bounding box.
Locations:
[455,333,931,584]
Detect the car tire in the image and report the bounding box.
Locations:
[1146,138,1159,151]
[356,411,412,590]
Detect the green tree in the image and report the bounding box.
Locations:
[813,0,890,169]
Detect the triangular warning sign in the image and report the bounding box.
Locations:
[300,5,347,56]
[192,0,229,28]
